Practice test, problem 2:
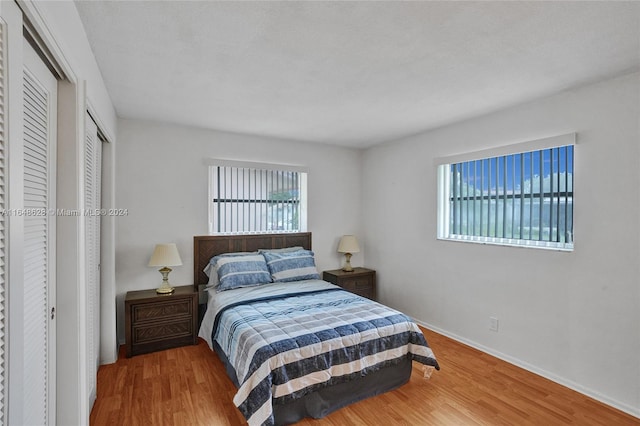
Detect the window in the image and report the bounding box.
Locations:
[208,160,307,234]
[437,134,575,251]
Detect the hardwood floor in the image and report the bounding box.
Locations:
[90,329,639,425]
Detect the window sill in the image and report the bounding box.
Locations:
[438,235,574,252]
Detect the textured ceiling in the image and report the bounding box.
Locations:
[75,1,640,148]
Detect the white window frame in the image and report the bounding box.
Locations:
[436,133,575,251]
[206,159,308,235]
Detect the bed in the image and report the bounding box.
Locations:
[194,233,439,426]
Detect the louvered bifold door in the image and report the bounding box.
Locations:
[85,113,101,408]
[23,38,57,426]
[0,18,7,426]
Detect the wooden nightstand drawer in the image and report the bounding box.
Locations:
[342,279,374,299]
[133,317,194,344]
[132,299,193,322]
[125,285,198,357]
[323,268,376,301]
[341,278,371,290]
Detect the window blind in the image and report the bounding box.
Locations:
[438,141,574,251]
[209,163,307,234]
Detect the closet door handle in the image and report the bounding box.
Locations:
[51,307,55,320]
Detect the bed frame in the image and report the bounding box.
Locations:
[193,232,411,425]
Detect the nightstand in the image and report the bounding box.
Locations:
[323,267,376,301]
[124,285,198,357]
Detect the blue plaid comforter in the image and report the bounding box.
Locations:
[202,280,439,426]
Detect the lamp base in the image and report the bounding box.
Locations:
[156,267,175,294]
[156,285,175,294]
[342,253,354,272]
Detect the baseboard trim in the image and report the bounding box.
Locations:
[416,320,640,420]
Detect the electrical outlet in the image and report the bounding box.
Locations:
[489,316,499,332]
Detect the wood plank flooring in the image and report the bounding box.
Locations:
[90,328,639,425]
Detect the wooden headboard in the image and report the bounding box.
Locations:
[193,232,312,290]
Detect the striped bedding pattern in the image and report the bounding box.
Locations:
[208,252,272,291]
[262,249,320,282]
[205,280,439,426]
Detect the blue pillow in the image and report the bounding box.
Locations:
[258,246,303,254]
[204,251,256,287]
[262,249,320,282]
[209,252,272,291]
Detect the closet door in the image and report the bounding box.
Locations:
[23,37,57,426]
[85,113,101,408]
[0,18,7,426]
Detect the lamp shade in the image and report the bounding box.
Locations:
[148,243,183,267]
[338,235,360,254]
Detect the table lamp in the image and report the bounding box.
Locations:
[148,243,182,294]
[338,235,360,272]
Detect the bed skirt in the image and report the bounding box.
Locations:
[213,340,412,425]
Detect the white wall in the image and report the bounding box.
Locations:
[362,72,640,417]
[115,119,364,342]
